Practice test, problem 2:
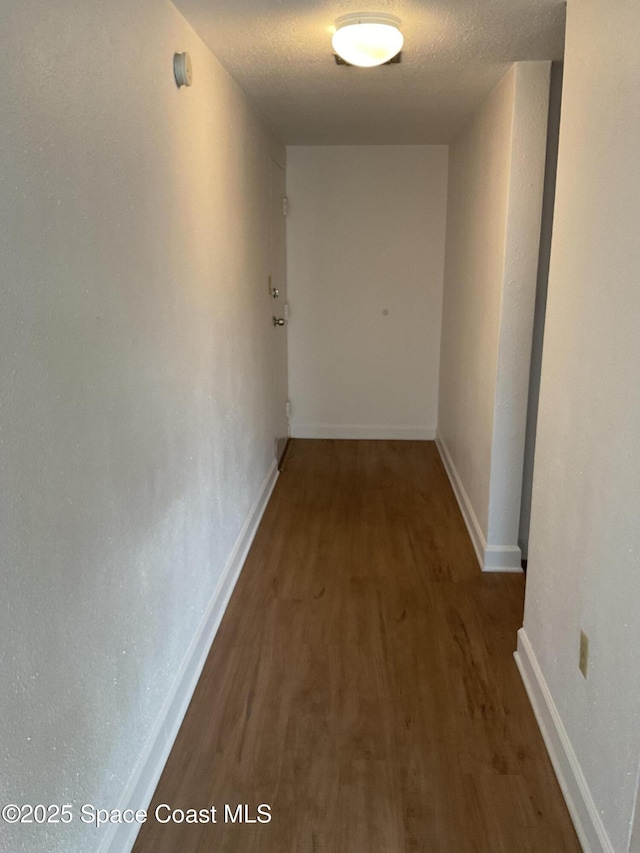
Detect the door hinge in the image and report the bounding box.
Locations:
[282,197,288,216]
[285,400,291,419]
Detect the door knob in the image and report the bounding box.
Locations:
[273,317,285,327]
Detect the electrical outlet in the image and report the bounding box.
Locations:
[579,630,589,678]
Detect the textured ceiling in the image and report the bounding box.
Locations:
[173,0,566,144]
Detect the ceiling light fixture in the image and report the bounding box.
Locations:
[332,13,403,68]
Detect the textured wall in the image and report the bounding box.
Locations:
[523,0,640,848]
[286,145,448,439]
[438,63,549,570]
[0,2,283,851]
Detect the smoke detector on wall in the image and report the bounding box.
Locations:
[174,52,193,87]
[332,13,403,68]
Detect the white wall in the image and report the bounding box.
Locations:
[437,62,550,572]
[0,2,283,851]
[286,145,448,440]
[518,0,640,850]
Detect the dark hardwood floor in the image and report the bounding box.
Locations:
[133,439,580,852]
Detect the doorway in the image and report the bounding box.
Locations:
[270,157,289,464]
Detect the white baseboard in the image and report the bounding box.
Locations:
[435,433,487,569]
[483,545,523,573]
[514,628,614,853]
[290,423,436,440]
[436,433,522,573]
[101,461,280,853]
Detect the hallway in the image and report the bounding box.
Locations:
[133,440,579,852]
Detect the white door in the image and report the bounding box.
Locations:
[269,158,289,463]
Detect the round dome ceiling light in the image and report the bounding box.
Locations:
[332,13,403,68]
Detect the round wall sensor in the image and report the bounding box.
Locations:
[174,52,193,87]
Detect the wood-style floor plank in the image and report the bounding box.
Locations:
[133,439,580,853]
